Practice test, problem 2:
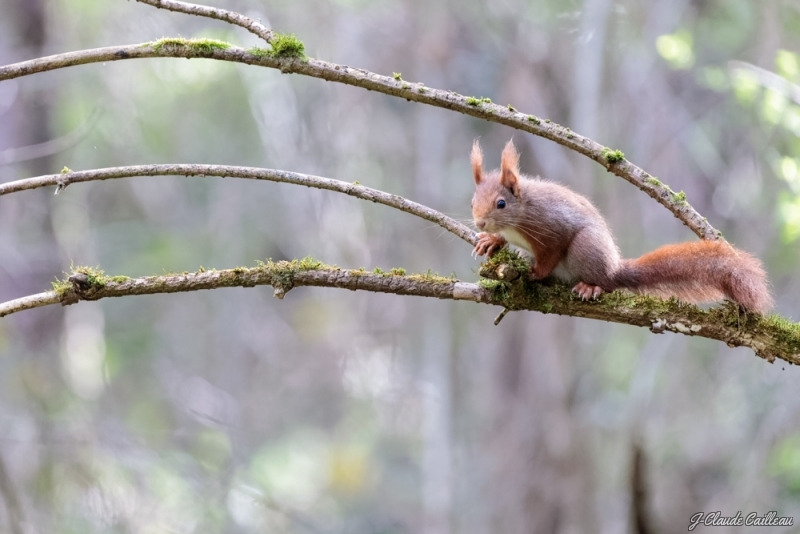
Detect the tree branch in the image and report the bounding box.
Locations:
[3,1,791,365]
[728,61,800,106]
[134,0,273,43]
[2,260,798,365]
[0,292,60,317]
[0,164,477,246]
[0,38,721,241]
[0,109,100,166]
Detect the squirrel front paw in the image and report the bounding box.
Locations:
[473,233,507,258]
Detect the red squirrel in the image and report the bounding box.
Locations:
[470,140,773,313]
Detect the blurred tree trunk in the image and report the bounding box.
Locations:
[2,1,57,531]
[488,314,595,534]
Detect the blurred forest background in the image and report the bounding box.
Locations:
[1,0,800,532]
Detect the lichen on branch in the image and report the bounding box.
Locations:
[2,257,799,365]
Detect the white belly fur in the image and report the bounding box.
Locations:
[499,227,573,283]
[499,227,533,255]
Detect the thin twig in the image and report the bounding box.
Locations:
[0,109,101,166]
[0,41,721,241]
[1,262,798,364]
[0,164,478,245]
[729,61,800,105]
[494,308,511,325]
[134,0,273,43]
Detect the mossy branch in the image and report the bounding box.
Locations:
[0,36,719,241]
[0,164,477,246]
[2,258,799,365]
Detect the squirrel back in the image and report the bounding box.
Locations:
[470,139,773,313]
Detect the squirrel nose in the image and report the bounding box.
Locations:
[476,220,486,230]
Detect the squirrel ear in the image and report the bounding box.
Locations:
[500,139,521,197]
[471,140,483,185]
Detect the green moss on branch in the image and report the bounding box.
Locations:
[151,37,232,55]
[249,32,306,60]
[601,148,625,164]
[466,96,492,106]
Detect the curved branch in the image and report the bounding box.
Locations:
[0,108,100,166]
[0,40,721,241]
[135,0,273,43]
[0,164,478,246]
[2,261,798,365]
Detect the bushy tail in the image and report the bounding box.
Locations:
[612,241,773,313]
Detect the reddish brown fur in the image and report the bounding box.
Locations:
[471,140,483,185]
[499,140,522,197]
[470,139,774,313]
[613,241,774,313]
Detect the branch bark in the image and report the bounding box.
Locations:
[135,0,273,42]
[2,261,798,365]
[0,164,477,246]
[0,39,720,241]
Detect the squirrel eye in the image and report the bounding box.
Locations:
[496,199,506,209]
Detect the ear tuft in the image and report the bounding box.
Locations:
[500,139,521,197]
[471,140,483,185]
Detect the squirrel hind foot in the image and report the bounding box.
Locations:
[573,282,603,301]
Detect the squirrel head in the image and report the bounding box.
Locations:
[471,139,523,233]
